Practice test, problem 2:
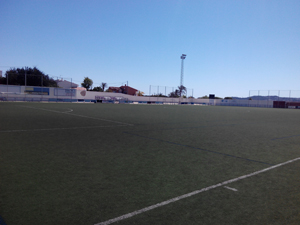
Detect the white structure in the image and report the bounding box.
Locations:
[56,79,78,89]
[0,84,281,108]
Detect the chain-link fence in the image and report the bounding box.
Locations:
[249,90,300,102]
[0,73,77,102]
[148,85,194,97]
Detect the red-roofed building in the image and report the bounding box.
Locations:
[108,85,138,96]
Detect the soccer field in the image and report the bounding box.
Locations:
[1,102,300,225]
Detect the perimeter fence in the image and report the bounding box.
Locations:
[0,75,78,103]
[249,90,300,102]
[2,83,300,109]
[148,85,194,97]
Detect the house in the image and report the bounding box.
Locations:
[108,87,122,93]
[108,84,138,96]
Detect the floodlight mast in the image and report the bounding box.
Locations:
[180,54,186,87]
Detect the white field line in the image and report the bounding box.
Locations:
[224,186,238,192]
[0,125,130,133]
[95,157,300,225]
[64,108,73,113]
[21,106,134,126]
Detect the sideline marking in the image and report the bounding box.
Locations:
[0,125,130,133]
[95,157,300,225]
[64,108,73,113]
[20,106,134,126]
[224,186,238,192]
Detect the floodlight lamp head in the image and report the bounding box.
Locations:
[181,54,186,59]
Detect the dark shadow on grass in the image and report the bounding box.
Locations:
[0,215,7,225]
[271,134,300,141]
[123,131,274,166]
[132,123,237,132]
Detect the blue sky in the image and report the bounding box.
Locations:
[1,0,300,98]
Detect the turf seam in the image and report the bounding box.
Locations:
[20,106,134,126]
[271,134,300,140]
[136,119,233,125]
[123,132,273,166]
[0,125,131,133]
[94,157,300,225]
[130,123,236,132]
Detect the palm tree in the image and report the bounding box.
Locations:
[101,82,107,92]
[178,85,187,97]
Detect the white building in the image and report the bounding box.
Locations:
[56,79,78,89]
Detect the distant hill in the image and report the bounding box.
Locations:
[232,96,300,102]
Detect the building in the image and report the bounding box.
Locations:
[108,84,138,96]
[56,79,78,89]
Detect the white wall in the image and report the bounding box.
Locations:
[0,84,275,107]
[0,85,76,101]
[57,80,78,89]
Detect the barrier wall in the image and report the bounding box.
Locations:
[216,99,274,108]
[0,85,77,102]
[0,84,296,108]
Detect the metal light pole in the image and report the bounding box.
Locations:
[41,75,43,102]
[6,73,8,100]
[179,54,187,103]
[71,78,72,103]
[180,54,186,87]
[25,70,27,87]
[25,70,27,101]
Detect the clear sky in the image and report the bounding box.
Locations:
[1,0,300,98]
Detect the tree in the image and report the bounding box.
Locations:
[168,85,187,98]
[91,86,103,92]
[198,95,222,99]
[81,77,93,90]
[168,89,180,98]
[198,95,209,99]
[0,76,6,84]
[137,91,144,96]
[178,85,187,97]
[4,67,57,87]
[101,82,107,92]
[151,93,167,97]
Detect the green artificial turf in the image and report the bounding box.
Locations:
[0,102,300,224]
